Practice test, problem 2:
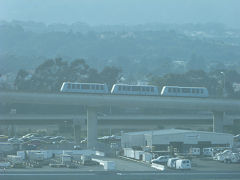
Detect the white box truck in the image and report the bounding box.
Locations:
[175,159,191,170]
[167,158,179,169]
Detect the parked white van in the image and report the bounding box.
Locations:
[175,159,191,170]
[203,148,213,156]
[167,158,179,169]
[189,148,200,156]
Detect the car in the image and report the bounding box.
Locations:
[49,136,65,142]
[82,160,99,166]
[23,139,48,147]
[8,138,23,144]
[59,140,73,144]
[74,145,82,150]
[151,156,170,164]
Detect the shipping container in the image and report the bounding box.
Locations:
[123,148,135,158]
[134,150,144,160]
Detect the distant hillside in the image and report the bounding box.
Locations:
[1,21,240,76]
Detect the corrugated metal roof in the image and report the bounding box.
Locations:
[124,129,232,136]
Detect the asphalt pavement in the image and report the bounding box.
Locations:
[1,171,240,180]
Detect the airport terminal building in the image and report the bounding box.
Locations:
[121,129,233,153]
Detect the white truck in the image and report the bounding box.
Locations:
[7,155,25,168]
[203,148,213,156]
[7,155,23,165]
[0,162,11,168]
[175,159,191,170]
[167,158,179,169]
[189,148,200,156]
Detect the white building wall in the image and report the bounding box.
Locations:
[121,133,145,148]
[151,132,233,146]
[122,130,233,148]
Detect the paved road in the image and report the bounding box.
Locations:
[1,171,240,180]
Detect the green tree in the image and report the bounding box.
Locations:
[14,58,122,92]
[99,66,122,89]
[30,58,69,92]
[15,69,31,91]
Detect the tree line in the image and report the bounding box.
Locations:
[14,58,121,92]
[148,70,240,98]
[10,57,240,98]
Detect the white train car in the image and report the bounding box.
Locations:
[60,82,109,94]
[161,86,208,98]
[111,84,159,96]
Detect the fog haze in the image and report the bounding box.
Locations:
[0,0,239,28]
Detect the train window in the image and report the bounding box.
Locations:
[173,88,176,93]
[142,87,145,91]
[119,86,122,91]
[192,89,195,93]
[77,84,80,89]
[196,89,199,93]
[96,85,99,90]
[67,84,71,89]
[72,84,76,89]
[123,86,126,91]
[146,87,149,91]
[91,85,95,89]
[177,88,180,93]
[168,88,172,93]
[127,86,131,91]
[82,84,90,89]
[132,86,140,91]
[101,85,104,90]
[151,87,154,92]
[182,88,190,93]
[200,89,203,94]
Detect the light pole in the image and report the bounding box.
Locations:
[220,72,226,97]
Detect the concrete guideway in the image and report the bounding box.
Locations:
[87,107,97,149]
[0,114,237,125]
[1,92,240,112]
[1,91,240,147]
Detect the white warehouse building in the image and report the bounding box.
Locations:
[121,129,233,153]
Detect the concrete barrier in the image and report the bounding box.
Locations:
[151,163,165,171]
[92,158,115,171]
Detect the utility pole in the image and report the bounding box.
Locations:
[220,72,226,97]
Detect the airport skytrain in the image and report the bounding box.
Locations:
[60,82,209,98]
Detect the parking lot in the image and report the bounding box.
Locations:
[190,157,240,171]
[1,156,240,173]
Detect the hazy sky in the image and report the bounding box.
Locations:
[0,0,239,28]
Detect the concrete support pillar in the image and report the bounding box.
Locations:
[73,119,82,143]
[87,107,97,149]
[213,111,224,133]
[8,124,16,137]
